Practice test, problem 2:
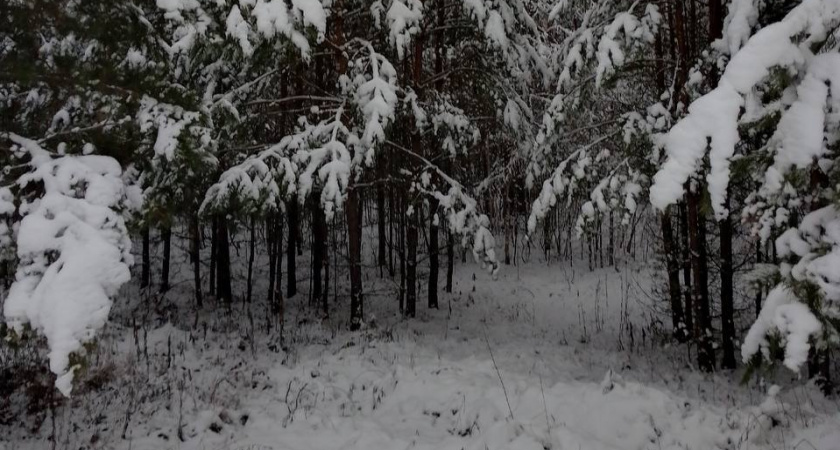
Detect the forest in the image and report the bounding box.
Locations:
[1,0,840,449]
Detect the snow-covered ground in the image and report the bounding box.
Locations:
[2,239,839,450]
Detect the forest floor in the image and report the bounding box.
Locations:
[2,243,840,450]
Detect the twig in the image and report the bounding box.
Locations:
[483,324,514,420]
[540,374,551,437]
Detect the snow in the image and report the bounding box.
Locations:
[202,144,298,214]
[649,81,742,219]
[741,285,822,373]
[595,4,659,88]
[291,0,327,36]
[136,96,205,161]
[471,214,498,277]
[4,248,839,450]
[484,11,509,49]
[251,0,314,56]
[2,135,134,396]
[124,48,148,69]
[355,45,399,164]
[715,0,759,56]
[765,54,840,181]
[386,0,424,59]
[650,0,840,217]
[226,6,254,56]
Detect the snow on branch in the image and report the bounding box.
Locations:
[294,106,354,221]
[388,141,500,276]
[527,131,620,234]
[136,96,211,162]
[742,285,822,373]
[650,0,840,219]
[595,2,660,87]
[201,145,297,215]
[159,0,327,58]
[428,97,481,157]
[355,44,399,165]
[554,1,660,92]
[386,0,424,59]
[574,159,645,236]
[2,134,137,396]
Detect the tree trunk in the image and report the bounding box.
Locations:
[348,188,364,328]
[286,200,298,298]
[661,209,686,342]
[389,187,396,276]
[755,241,763,318]
[399,191,406,312]
[160,226,171,293]
[377,164,387,274]
[428,200,439,309]
[709,0,723,41]
[312,201,326,309]
[679,201,693,335]
[673,0,690,108]
[720,193,736,369]
[406,211,418,318]
[608,212,615,266]
[190,215,202,308]
[209,219,217,297]
[446,230,454,293]
[216,217,233,304]
[276,214,284,322]
[407,7,423,317]
[247,216,256,303]
[267,216,277,308]
[687,187,714,372]
[141,226,150,289]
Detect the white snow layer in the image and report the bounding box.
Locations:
[650,0,840,217]
[3,135,134,396]
[741,285,822,373]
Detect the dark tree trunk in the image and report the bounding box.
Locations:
[709,0,723,41]
[276,215,284,322]
[209,218,217,297]
[141,226,150,289]
[389,187,396,276]
[216,217,233,304]
[688,188,714,372]
[446,230,454,293]
[399,192,406,312]
[312,201,326,309]
[377,164,387,274]
[247,216,256,304]
[323,216,330,314]
[755,241,763,318]
[673,0,690,107]
[348,188,363,328]
[406,212,418,318]
[267,216,277,308]
[160,226,171,293]
[720,194,736,369]
[608,212,615,266]
[406,11,423,317]
[661,209,686,342]
[428,200,439,309]
[679,201,693,335]
[286,200,298,298]
[190,216,202,308]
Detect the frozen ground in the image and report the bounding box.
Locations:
[2,239,840,450]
